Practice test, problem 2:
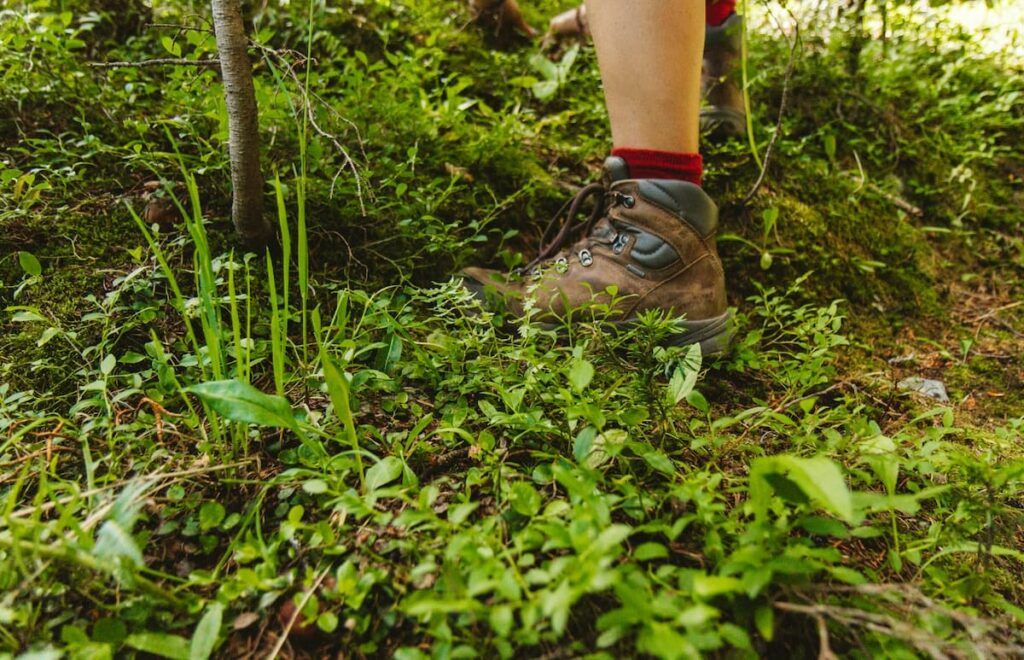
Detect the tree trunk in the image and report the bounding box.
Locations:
[844,0,868,76]
[211,0,271,244]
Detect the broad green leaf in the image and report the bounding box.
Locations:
[302,479,328,494]
[366,455,403,491]
[189,602,224,660]
[18,251,42,277]
[532,79,558,101]
[572,426,597,463]
[186,380,297,429]
[100,354,116,375]
[528,52,558,80]
[686,390,710,413]
[489,605,513,637]
[317,611,339,633]
[642,451,676,476]
[9,307,47,323]
[750,455,855,523]
[125,632,190,660]
[198,502,225,531]
[509,481,541,517]
[447,501,479,525]
[692,574,743,598]
[567,359,594,393]
[92,618,127,644]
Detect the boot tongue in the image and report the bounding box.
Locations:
[601,156,631,186]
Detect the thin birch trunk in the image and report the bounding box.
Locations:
[211,0,271,244]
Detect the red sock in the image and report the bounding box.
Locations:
[611,148,703,187]
[706,0,736,26]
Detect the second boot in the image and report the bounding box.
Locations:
[701,12,746,139]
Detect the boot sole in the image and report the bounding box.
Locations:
[700,107,746,140]
[537,310,735,356]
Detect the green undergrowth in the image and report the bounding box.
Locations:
[1,0,1023,658]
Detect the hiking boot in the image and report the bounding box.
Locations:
[471,0,537,44]
[701,12,746,139]
[546,4,588,41]
[460,157,733,354]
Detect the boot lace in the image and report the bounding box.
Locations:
[520,182,609,275]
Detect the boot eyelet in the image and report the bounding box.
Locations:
[623,195,635,208]
[554,257,569,273]
[578,249,593,267]
[612,233,630,254]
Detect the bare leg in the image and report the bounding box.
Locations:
[586,0,705,153]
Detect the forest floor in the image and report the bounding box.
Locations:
[1,0,1023,658]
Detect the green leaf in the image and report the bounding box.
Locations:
[489,605,513,637]
[302,479,328,494]
[750,455,855,523]
[323,356,358,444]
[528,52,558,81]
[198,502,225,531]
[125,632,190,660]
[186,380,297,430]
[642,451,676,476]
[189,602,224,660]
[540,580,573,635]
[532,79,558,101]
[366,455,403,491]
[100,353,116,375]
[633,542,668,560]
[18,251,42,277]
[317,611,339,633]
[447,501,478,525]
[572,426,597,463]
[638,622,697,659]
[9,307,47,323]
[376,331,403,373]
[567,359,594,393]
[692,574,743,599]
[686,390,710,413]
[509,481,541,517]
[667,343,702,405]
[754,605,774,641]
[92,618,127,644]
[92,520,143,567]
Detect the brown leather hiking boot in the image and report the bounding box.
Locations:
[461,157,733,354]
[701,13,746,139]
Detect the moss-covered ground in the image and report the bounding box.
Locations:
[0,1,1022,657]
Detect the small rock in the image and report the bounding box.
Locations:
[233,612,260,630]
[897,377,949,403]
[142,197,180,227]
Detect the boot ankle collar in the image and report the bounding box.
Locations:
[608,179,719,239]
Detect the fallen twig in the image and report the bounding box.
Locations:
[741,13,801,205]
[89,58,220,68]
